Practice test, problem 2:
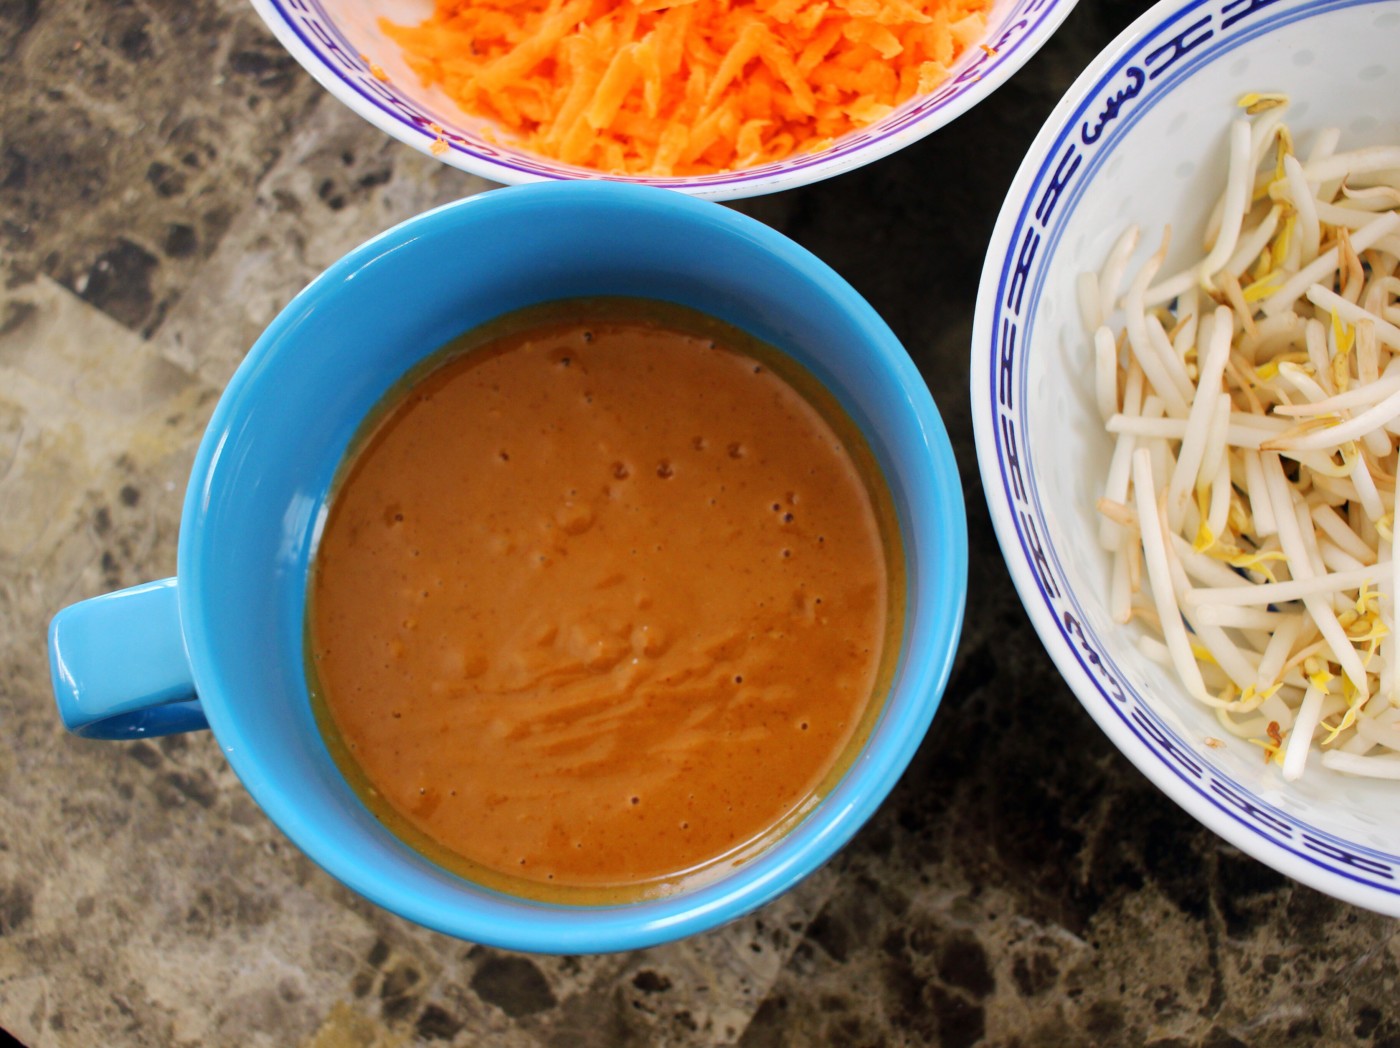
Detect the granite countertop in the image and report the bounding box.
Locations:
[2,1,1398,1045]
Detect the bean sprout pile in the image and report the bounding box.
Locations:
[1085,95,1400,781]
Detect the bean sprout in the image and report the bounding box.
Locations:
[1090,98,1400,781]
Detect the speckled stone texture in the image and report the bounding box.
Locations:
[2,0,1397,1045]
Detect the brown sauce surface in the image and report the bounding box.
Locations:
[309,301,898,900]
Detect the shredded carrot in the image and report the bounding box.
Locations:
[382,0,992,176]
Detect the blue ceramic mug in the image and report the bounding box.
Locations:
[48,182,967,952]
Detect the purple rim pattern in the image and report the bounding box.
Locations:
[985,0,1400,903]
[265,0,1071,188]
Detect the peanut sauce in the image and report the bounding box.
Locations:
[308,299,902,902]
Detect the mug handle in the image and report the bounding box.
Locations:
[48,577,208,739]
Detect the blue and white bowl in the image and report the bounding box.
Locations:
[971,0,1400,914]
[249,0,1078,199]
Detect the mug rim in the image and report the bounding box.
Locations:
[177,181,968,951]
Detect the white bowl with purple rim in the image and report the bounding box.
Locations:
[971,0,1400,914]
[248,0,1079,200]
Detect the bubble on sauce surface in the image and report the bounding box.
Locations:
[630,623,667,656]
[439,649,488,680]
[555,501,594,534]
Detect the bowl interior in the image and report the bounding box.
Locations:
[250,0,1079,198]
[976,0,1400,912]
[181,183,967,950]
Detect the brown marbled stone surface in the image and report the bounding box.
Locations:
[2,0,1398,1045]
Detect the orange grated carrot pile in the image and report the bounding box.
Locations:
[382,0,993,176]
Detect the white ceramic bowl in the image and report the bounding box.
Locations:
[972,0,1400,914]
[249,0,1078,200]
